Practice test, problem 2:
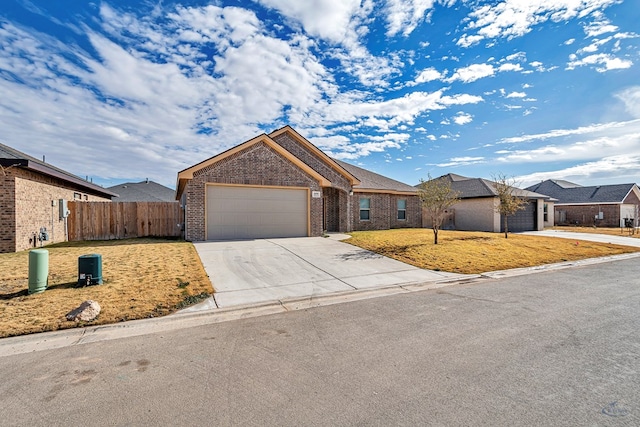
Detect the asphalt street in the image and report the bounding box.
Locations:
[1,257,639,426]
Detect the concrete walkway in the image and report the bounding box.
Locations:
[189,235,467,310]
[519,229,640,247]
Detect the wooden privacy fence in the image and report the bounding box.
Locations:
[68,201,182,241]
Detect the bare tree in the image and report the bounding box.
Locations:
[418,174,460,244]
[492,173,528,238]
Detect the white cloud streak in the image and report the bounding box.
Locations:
[457,0,620,47]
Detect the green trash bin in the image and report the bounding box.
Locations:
[78,254,103,286]
[28,249,49,294]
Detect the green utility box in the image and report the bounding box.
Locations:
[78,254,103,286]
[28,249,49,294]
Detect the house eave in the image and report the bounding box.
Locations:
[176,133,332,200]
[2,158,117,198]
[269,126,361,186]
[353,188,418,196]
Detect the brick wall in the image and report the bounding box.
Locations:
[323,187,341,232]
[556,204,621,227]
[272,133,352,192]
[351,193,421,231]
[2,168,111,253]
[0,174,16,253]
[389,194,422,229]
[185,142,323,241]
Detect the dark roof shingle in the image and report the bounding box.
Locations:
[434,173,549,199]
[108,180,176,202]
[333,159,417,193]
[526,179,637,204]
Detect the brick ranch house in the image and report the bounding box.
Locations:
[526,179,640,227]
[176,126,421,240]
[1,143,116,253]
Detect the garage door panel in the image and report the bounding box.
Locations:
[501,200,536,232]
[207,186,308,240]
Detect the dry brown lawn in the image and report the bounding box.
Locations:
[552,225,640,238]
[0,239,213,338]
[346,229,640,274]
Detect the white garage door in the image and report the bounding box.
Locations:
[206,185,308,240]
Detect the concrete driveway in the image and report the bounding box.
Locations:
[192,235,466,309]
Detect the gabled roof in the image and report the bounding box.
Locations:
[526,179,639,204]
[334,159,418,194]
[176,133,332,199]
[108,180,176,202]
[434,174,550,200]
[526,179,582,195]
[550,179,582,189]
[269,126,360,186]
[0,142,117,198]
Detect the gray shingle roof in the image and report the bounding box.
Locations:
[526,179,637,204]
[333,159,417,193]
[434,173,549,199]
[0,142,117,198]
[108,180,176,202]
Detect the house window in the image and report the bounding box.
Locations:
[543,203,548,222]
[397,199,407,220]
[359,198,370,221]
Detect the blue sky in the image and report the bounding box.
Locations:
[1,0,639,189]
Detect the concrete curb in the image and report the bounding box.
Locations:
[481,251,640,279]
[0,275,479,358]
[2,251,639,358]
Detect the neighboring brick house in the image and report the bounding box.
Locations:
[526,179,640,227]
[176,126,421,241]
[1,143,116,253]
[426,174,552,232]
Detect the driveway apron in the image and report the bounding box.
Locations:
[193,237,463,308]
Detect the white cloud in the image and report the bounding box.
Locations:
[254,0,363,44]
[458,0,620,47]
[254,0,399,87]
[498,63,523,72]
[564,38,576,45]
[496,135,637,163]
[584,15,618,37]
[384,0,438,37]
[316,134,408,159]
[447,63,495,83]
[504,52,526,62]
[567,53,633,72]
[409,66,444,85]
[615,86,640,118]
[517,155,640,187]
[456,33,483,48]
[505,91,526,98]
[435,156,485,167]
[452,112,473,125]
[499,120,640,144]
[294,90,483,132]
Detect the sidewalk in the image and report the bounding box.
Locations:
[519,229,640,247]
